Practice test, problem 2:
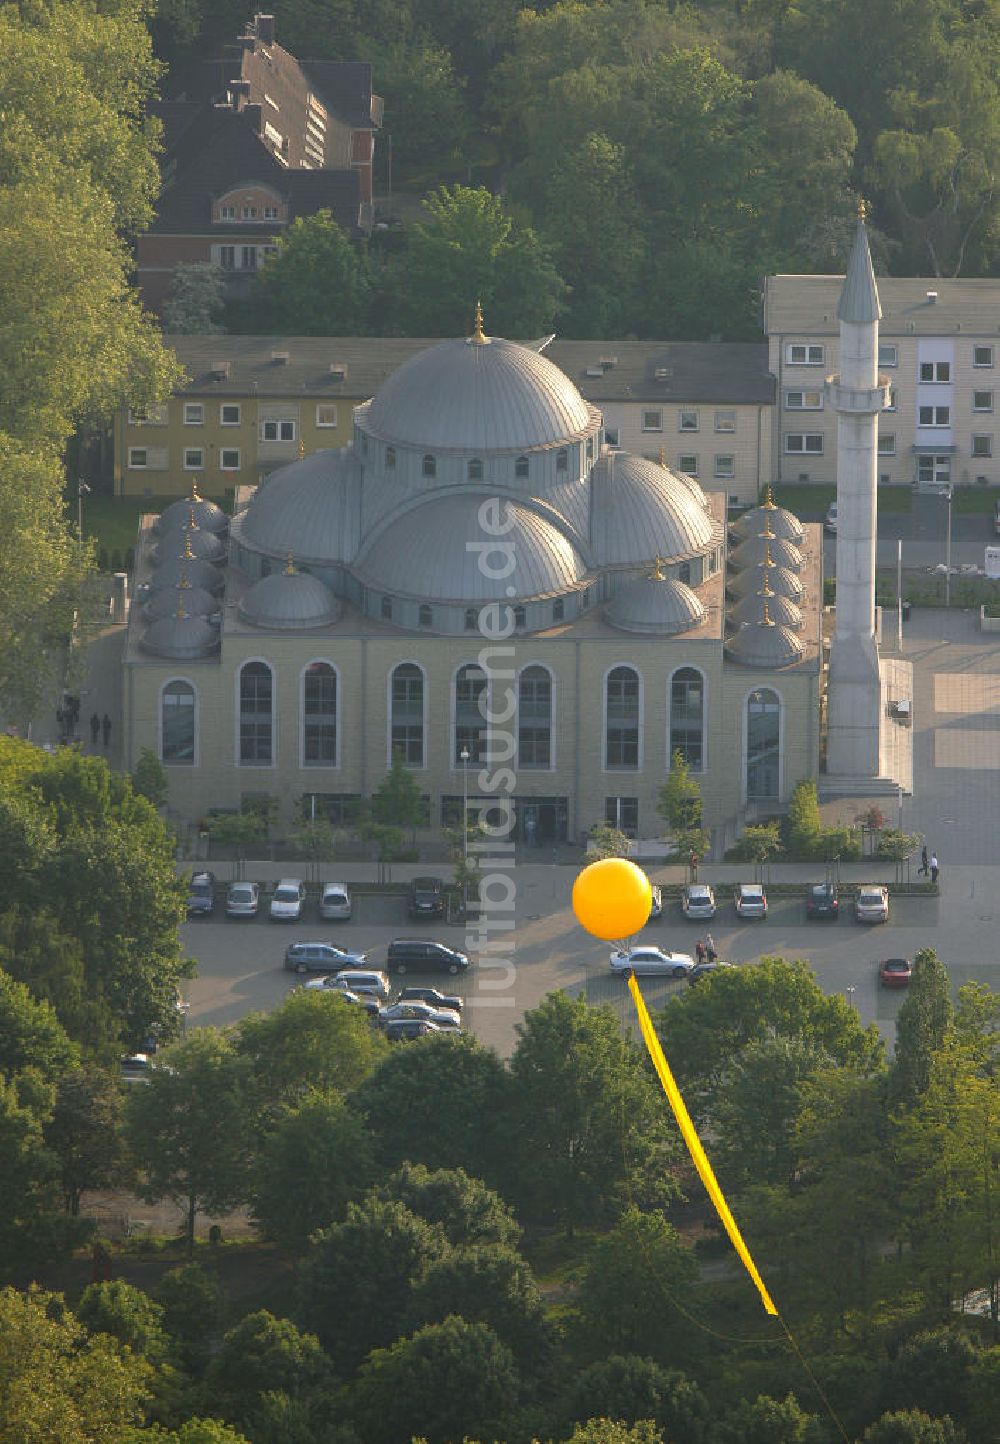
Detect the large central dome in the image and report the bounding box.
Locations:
[360,335,595,452]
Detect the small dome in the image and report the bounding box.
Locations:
[730,491,803,543]
[154,486,227,536]
[360,332,595,452]
[607,573,705,634]
[239,565,339,629]
[591,455,721,565]
[140,610,220,659]
[728,589,803,630]
[725,619,805,668]
[355,494,585,602]
[238,450,360,565]
[153,521,226,566]
[727,560,804,601]
[144,582,219,622]
[729,531,803,572]
[149,551,225,594]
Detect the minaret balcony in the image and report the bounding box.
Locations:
[824,374,891,414]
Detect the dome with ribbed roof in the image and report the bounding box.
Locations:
[725,617,804,668]
[149,544,225,594]
[729,531,803,571]
[730,489,803,543]
[728,588,803,630]
[606,573,705,634]
[239,563,339,629]
[236,450,360,565]
[140,610,220,659]
[591,455,721,566]
[155,486,227,536]
[144,580,219,622]
[153,519,226,566]
[727,559,804,601]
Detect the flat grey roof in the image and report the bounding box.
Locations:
[765,275,1000,337]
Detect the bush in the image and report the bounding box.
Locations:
[726,822,781,863]
[786,779,821,854]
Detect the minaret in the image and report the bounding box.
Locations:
[825,204,888,777]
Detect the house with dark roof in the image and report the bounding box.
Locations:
[137,13,381,314]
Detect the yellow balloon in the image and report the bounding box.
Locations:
[572,857,653,942]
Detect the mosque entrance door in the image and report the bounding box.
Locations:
[516,797,567,845]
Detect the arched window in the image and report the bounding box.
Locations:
[513,605,526,629]
[422,454,436,478]
[239,661,273,765]
[552,597,564,622]
[418,603,433,628]
[381,595,393,621]
[556,448,568,472]
[586,436,594,461]
[467,458,483,480]
[391,663,424,766]
[669,667,704,772]
[519,665,552,768]
[678,562,691,584]
[386,446,396,470]
[606,665,640,769]
[161,680,195,764]
[464,606,478,631]
[454,663,487,763]
[746,688,780,800]
[303,662,337,766]
[515,455,529,478]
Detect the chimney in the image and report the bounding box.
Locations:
[328,363,348,380]
[227,79,250,111]
[271,349,290,365]
[926,290,938,303]
[210,360,230,379]
[255,13,275,45]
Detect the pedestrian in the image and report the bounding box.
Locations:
[705,933,717,962]
[919,844,928,876]
[689,850,699,881]
[101,713,112,747]
[90,711,100,745]
[695,939,706,964]
[930,852,939,885]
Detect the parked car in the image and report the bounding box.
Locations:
[386,939,469,975]
[398,986,463,1013]
[226,880,260,918]
[120,1053,153,1084]
[270,878,306,922]
[682,884,717,919]
[302,979,380,1014]
[333,968,391,1001]
[186,870,216,917]
[379,1000,461,1028]
[734,883,767,919]
[609,945,696,978]
[385,1018,441,1042]
[319,881,352,920]
[284,941,368,973]
[806,882,839,920]
[408,875,446,919]
[856,885,890,923]
[879,957,912,988]
[687,959,735,984]
[648,883,663,919]
[825,502,838,533]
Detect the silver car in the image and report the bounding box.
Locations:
[319,881,352,920]
[856,885,889,923]
[682,884,717,919]
[379,1000,461,1029]
[270,878,306,922]
[226,881,260,918]
[609,945,696,978]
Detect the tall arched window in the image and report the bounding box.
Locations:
[386,446,396,470]
[239,661,273,764]
[605,665,640,769]
[515,455,529,478]
[303,662,337,766]
[454,663,487,763]
[468,458,483,480]
[669,667,704,771]
[418,604,433,628]
[556,448,568,472]
[390,663,424,766]
[746,688,780,800]
[422,454,436,477]
[161,680,195,764]
[519,665,552,768]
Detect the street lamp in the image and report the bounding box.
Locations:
[77,480,91,556]
[846,985,857,1012]
[944,485,953,608]
[460,745,471,914]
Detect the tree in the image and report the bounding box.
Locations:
[576,1210,699,1365]
[720,1392,820,1442]
[730,821,782,866]
[126,1029,252,1253]
[408,1244,550,1369]
[156,1263,225,1374]
[785,778,822,855]
[161,264,227,334]
[132,749,169,810]
[372,750,427,839]
[76,1280,169,1364]
[358,819,408,884]
[882,1330,982,1425]
[231,212,371,335]
[0,970,79,1080]
[349,1315,520,1444]
[587,823,632,860]
[206,1311,333,1431]
[289,817,340,886]
[0,1073,84,1280]
[205,810,266,882]
[566,1420,665,1444]
[657,752,710,867]
[378,1162,521,1250]
[361,32,472,179]
[567,1357,710,1443]
[121,1422,252,1444]
[861,1410,968,1444]
[508,993,678,1233]
[892,948,954,1109]
[46,1064,125,1214]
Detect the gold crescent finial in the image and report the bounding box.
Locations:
[650,554,666,581]
[183,534,195,560]
[858,197,868,222]
[762,485,775,508]
[190,478,200,501]
[178,564,190,590]
[658,446,666,468]
[297,437,305,460]
[285,551,296,574]
[471,299,487,345]
[761,590,773,626]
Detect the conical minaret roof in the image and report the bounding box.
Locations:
[837,201,881,325]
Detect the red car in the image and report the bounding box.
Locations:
[879,957,912,988]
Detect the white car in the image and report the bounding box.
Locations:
[319,881,352,920]
[270,878,306,921]
[825,502,838,533]
[682,884,717,919]
[734,883,767,919]
[610,945,696,978]
[647,883,663,919]
[379,1000,462,1029]
[856,885,889,923]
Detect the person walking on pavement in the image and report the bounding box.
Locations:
[705,933,717,962]
[695,939,706,964]
[89,711,101,746]
[919,844,929,876]
[930,853,939,885]
[101,713,112,748]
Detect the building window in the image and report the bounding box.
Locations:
[242,204,258,220]
[885,387,898,411]
[454,663,487,764]
[390,663,424,766]
[264,205,278,220]
[418,604,433,628]
[604,429,620,449]
[513,605,526,628]
[515,455,530,478]
[786,343,824,365]
[161,680,195,764]
[919,361,950,383]
[605,665,640,769]
[878,344,898,367]
[972,435,993,458]
[785,390,823,410]
[552,598,564,622]
[746,688,780,801]
[877,433,896,456]
[239,661,273,765]
[316,404,337,427]
[917,454,951,485]
[220,403,241,425]
[464,607,478,631]
[919,406,950,427]
[240,246,257,271]
[679,410,699,432]
[669,667,704,772]
[184,403,204,425]
[973,391,994,413]
[381,595,393,621]
[385,446,396,469]
[219,205,236,220]
[586,437,594,461]
[220,448,240,470]
[219,246,236,269]
[785,434,824,453]
[303,662,337,766]
[184,448,203,469]
[556,448,569,470]
[468,458,483,480]
[422,454,436,477]
[714,409,736,432]
[642,410,663,431]
[260,419,295,441]
[303,794,361,826]
[605,796,638,836]
[128,448,147,469]
[714,454,735,478]
[973,346,994,368]
[519,665,552,768]
[128,404,167,425]
[678,455,698,476]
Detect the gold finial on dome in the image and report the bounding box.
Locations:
[470,299,487,345]
[649,554,666,581]
[183,534,196,561]
[175,597,188,620]
[190,478,201,501]
[178,564,190,590]
[297,437,306,460]
[762,485,776,509]
[858,197,868,222]
[761,590,774,626]
[188,505,197,528]
[658,446,666,468]
[285,552,296,575]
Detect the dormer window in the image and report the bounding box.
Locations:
[242,205,258,220]
[219,205,236,220]
[515,455,529,478]
[468,458,483,480]
[422,454,436,478]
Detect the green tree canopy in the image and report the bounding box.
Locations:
[76,1280,169,1364]
[377,1162,521,1250]
[46,1064,125,1215]
[892,948,954,1109]
[566,1356,710,1443]
[408,1244,550,1369]
[231,212,372,335]
[206,1310,333,1431]
[0,970,79,1081]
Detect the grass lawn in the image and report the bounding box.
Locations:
[82,493,229,568]
[773,483,913,518]
[952,484,1000,514]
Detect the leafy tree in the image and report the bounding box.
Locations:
[566,1357,710,1443]
[231,212,371,335]
[719,1392,821,1442]
[0,970,79,1080]
[349,1315,520,1444]
[565,1420,665,1444]
[76,1280,170,1364]
[251,1090,377,1250]
[359,820,408,883]
[126,1029,252,1253]
[46,1064,125,1214]
[132,749,169,810]
[162,264,227,335]
[729,821,782,865]
[297,1197,450,1366]
[785,778,821,855]
[409,1245,550,1369]
[882,1330,981,1426]
[587,823,632,860]
[121,1421,252,1444]
[657,751,704,839]
[289,818,340,885]
[508,993,678,1232]
[0,1072,84,1280]
[378,1162,521,1250]
[892,948,954,1109]
[861,1409,968,1444]
[371,750,427,839]
[362,31,472,179]
[206,1311,333,1430]
[205,810,266,882]
[156,1262,225,1374]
